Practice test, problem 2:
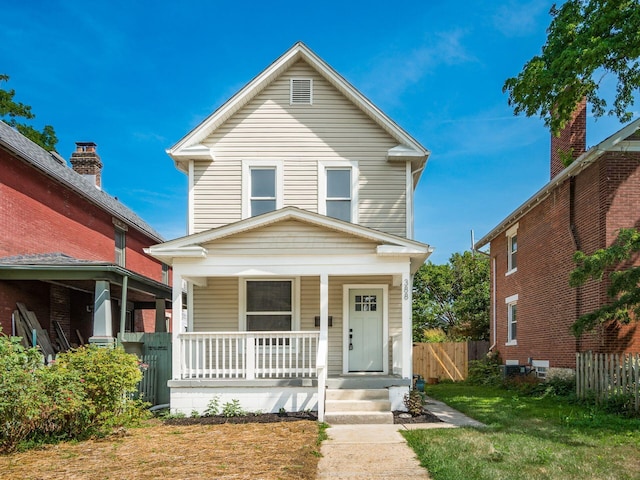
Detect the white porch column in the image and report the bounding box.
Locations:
[317,273,329,422]
[401,270,412,380]
[172,271,183,380]
[89,280,115,346]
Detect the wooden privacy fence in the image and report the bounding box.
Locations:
[413,341,489,382]
[576,352,640,411]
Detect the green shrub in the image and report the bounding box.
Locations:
[467,352,502,386]
[421,328,448,343]
[222,399,247,417]
[601,393,639,418]
[404,389,424,416]
[204,396,221,416]
[54,345,149,432]
[0,335,149,452]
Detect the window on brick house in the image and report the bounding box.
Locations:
[506,294,518,345]
[162,263,169,284]
[115,227,126,267]
[506,224,518,274]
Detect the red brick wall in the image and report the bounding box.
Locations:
[0,148,168,333]
[0,149,165,275]
[490,151,640,368]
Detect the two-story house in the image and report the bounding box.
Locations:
[0,121,172,353]
[475,100,640,375]
[147,42,432,422]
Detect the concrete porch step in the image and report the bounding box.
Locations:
[325,388,389,401]
[324,411,394,425]
[325,399,391,412]
[324,388,393,424]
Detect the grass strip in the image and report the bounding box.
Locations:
[402,383,640,480]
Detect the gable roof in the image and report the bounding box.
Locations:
[475,118,640,249]
[0,121,164,242]
[147,206,432,270]
[167,42,430,182]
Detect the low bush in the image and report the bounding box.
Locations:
[404,389,424,416]
[0,332,148,453]
[467,351,502,386]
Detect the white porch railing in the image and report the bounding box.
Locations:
[179,331,320,380]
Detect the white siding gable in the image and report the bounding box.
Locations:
[193,60,407,237]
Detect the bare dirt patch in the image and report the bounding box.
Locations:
[0,419,320,480]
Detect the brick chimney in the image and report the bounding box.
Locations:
[70,142,102,189]
[550,98,587,179]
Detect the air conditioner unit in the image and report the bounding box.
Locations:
[502,365,525,377]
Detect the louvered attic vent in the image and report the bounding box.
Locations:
[290,78,312,105]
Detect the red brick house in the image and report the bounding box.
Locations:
[0,121,172,351]
[475,102,640,373]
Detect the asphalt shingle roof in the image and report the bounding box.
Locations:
[0,121,164,242]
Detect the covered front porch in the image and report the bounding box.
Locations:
[147,208,431,421]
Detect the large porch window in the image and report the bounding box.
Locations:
[245,280,293,331]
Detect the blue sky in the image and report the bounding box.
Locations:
[1,1,631,264]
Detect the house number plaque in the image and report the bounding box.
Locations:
[403,279,409,300]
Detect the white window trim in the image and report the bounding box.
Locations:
[506,223,518,275]
[242,159,284,219]
[505,294,518,345]
[290,78,313,105]
[318,160,359,223]
[238,277,300,331]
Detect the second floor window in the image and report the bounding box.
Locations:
[326,168,351,222]
[250,167,276,216]
[506,223,518,274]
[242,160,283,219]
[115,227,126,267]
[319,160,358,223]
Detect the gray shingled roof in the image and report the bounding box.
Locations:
[0,121,163,242]
[0,253,109,266]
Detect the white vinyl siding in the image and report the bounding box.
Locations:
[202,219,378,256]
[192,60,407,236]
[193,277,239,331]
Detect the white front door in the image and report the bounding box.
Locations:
[348,288,383,372]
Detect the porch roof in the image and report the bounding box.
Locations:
[146,207,432,274]
[0,253,172,301]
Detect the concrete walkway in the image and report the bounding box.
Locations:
[317,396,483,479]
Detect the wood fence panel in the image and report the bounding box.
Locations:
[576,351,640,412]
[413,342,470,381]
[467,341,490,361]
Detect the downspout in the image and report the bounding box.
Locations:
[119,275,129,336]
[569,176,582,356]
[490,256,497,351]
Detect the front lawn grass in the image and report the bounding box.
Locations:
[0,419,321,479]
[402,383,640,480]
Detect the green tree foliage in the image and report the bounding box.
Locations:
[0,333,147,453]
[0,74,57,151]
[569,227,640,336]
[503,0,640,135]
[413,251,490,342]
